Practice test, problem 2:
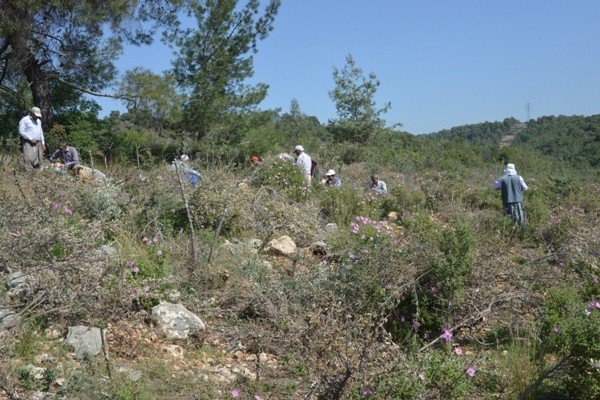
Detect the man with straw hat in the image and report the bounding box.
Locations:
[18,107,46,170]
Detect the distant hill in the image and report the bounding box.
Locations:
[428,114,600,168]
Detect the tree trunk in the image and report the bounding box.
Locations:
[10,33,53,130]
[23,60,53,130]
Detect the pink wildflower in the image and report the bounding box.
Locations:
[553,327,559,334]
[87,223,93,228]
[133,267,139,273]
[231,390,239,398]
[454,347,463,355]
[157,250,163,256]
[142,237,148,242]
[51,203,59,212]
[584,309,591,317]
[254,396,263,400]
[362,386,374,395]
[64,207,73,215]
[127,260,135,267]
[466,367,476,377]
[143,286,150,292]
[411,321,420,329]
[442,329,453,342]
[153,237,158,243]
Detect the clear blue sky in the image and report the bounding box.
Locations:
[95,0,600,134]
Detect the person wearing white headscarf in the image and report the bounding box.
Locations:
[493,163,529,229]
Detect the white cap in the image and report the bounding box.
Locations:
[325,169,335,176]
[31,107,42,118]
[180,154,189,161]
[506,163,516,170]
[294,145,304,152]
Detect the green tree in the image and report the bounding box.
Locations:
[328,54,391,143]
[168,0,281,141]
[0,0,182,128]
[118,67,184,132]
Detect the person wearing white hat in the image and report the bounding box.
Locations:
[293,145,312,182]
[493,163,529,230]
[324,169,341,187]
[18,107,46,170]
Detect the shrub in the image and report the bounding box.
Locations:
[251,159,310,202]
[535,286,600,398]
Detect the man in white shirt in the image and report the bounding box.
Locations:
[18,107,46,170]
[293,145,312,183]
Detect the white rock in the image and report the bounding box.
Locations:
[64,326,103,359]
[151,301,205,339]
[324,223,338,234]
[24,364,47,380]
[266,236,297,256]
[161,344,184,358]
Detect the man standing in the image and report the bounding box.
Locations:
[293,145,312,182]
[369,174,387,194]
[49,142,80,171]
[18,107,45,170]
[493,163,529,229]
[324,169,342,187]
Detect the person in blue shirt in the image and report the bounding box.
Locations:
[493,163,529,229]
[172,154,201,186]
[324,169,342,187]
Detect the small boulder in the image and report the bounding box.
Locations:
[309,241,329,256]
[324,223,338,234]
[266,236,297,256]
[6,271,29,288]
[161,344,184,358]
[23,365,47,380]
[151,301,205,339]
[64,326,103,359]
[387,211,399,221]
[0,310,20,330]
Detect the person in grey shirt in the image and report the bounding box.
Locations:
[49,142,80,170]
[493,163,529,229]
[369,174,387,195]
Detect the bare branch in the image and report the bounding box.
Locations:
[52,74,137,104]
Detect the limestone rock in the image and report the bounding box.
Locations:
[387,211,398,221]
[151,301,205,339]
[309,241,329,256]
[325,223,338,234]
[117,367,143,382]
[0,310,20,330]
[161,344,184,358]
[6,271,29,288]
[64,326,103,359]
[24,365,47,380]
[266,236,297,256]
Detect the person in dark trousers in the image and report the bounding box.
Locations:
[493,163,529,230]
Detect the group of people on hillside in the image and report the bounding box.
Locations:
[18,107,106,180]
[284,144,527,229]
[17,107,529,230]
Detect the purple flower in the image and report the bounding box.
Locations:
[51,203,59,211]
[152,237,158,243]
[231,390,240,398]
[64,207,73,215]
[454,347,463,356]
[127,260,135,267]
[430,286,438,293]
[423,332,430,339]
[466,367,476,377]
[362,386,374,395]
[553,327,559,334]
[157,250,163,256]
[142,237,148,243]
[584,309,591,317]
[442,329,453,342]
[254,396,263,400]
[399,316,406,323]
[320,259,328,265]
[411,321,421,329]
[87,223,93,228]
[559,262,565,267]
[133,267,139,273]
[143,286,150,292]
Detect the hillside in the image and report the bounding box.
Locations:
[1,143,598,399]
[428,114,600,169]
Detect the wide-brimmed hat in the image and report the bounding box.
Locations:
[294,145,304,152]
[180,154,190,161]
[31,107,42,118]
[325,169,335,176]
